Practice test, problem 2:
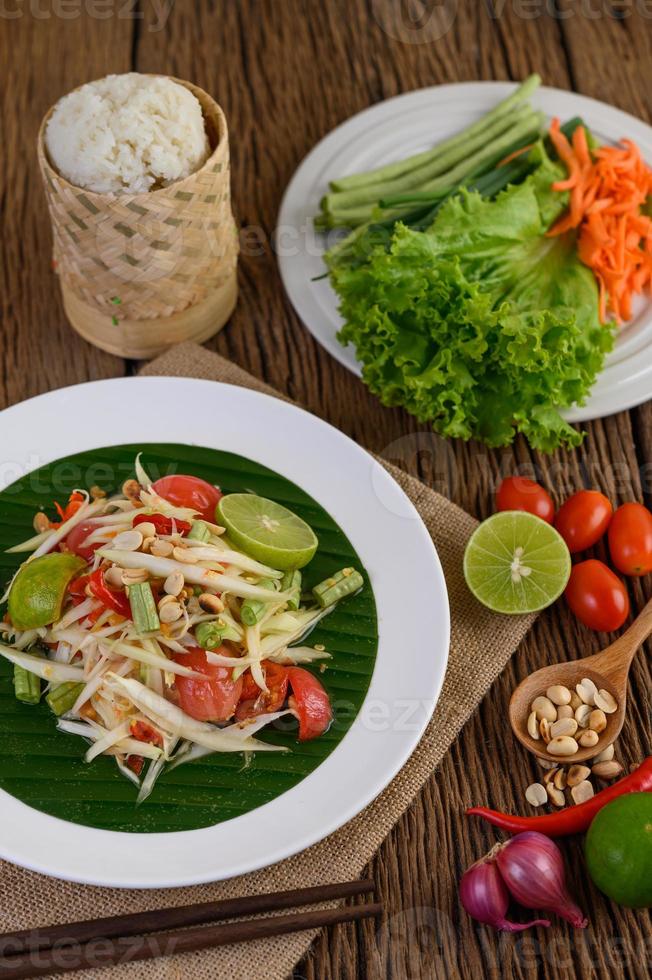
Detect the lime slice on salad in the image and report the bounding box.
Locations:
[463,511,571,614]
[217,494,318,570]
[8,552,85,630]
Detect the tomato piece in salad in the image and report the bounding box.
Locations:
[65,520,102,561]
[287,667,332,741]
[236,661,289,721]
[130,719,163,748]
[151,475,222,523]
[173,646,243,722]
[126,755,144,776]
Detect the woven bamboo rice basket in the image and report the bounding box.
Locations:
[37,77,238,359]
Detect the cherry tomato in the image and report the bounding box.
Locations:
[554,490,613,553]
[608,502,652,576]
[496,477,554,524]
[151,475,222,523]
[133,512,192,536]
[236,662,289,721]
[173,646,242,722]
[564,559,629,632]
[287,667,333,741]
[65,520,101,561]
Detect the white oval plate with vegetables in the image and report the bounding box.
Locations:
[278,80,652,436]
[0,377,449,887]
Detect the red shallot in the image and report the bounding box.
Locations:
[495,832,588,928]
[459,850,551,932]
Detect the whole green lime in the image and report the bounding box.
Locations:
[585,793,652,908]
[8,553,85,630]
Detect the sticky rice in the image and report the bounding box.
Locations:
[45,73,210,195]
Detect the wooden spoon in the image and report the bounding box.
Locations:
[509,597,652,764]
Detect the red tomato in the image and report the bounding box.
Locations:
[130,720,163,748]
[65,520,101,561]
[151,475,222,523]
[608,502,652,577]
[287,667,333,741]
[173,646,242,722]
[554,490,613,553]
[496,477,554,523]
[564,559,629,632]
[236,662,289,721]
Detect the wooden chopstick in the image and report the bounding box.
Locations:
[0,880,376,971]
[0,902,382,980]
[0,878,374,956]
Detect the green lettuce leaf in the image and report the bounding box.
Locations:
[329,147,614,451]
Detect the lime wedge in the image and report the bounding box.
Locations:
[463,511,571,614]
[217,494,318,571]
[8,552,86,630]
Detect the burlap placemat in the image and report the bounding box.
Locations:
[0,344,536,980]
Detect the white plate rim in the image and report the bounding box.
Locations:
[0,376,450,888]
[277,81,652,424]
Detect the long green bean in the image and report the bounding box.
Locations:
[329,74,541,192]
[13,665,41,705]
[241,579,276,627]
[322,104,538,214]
[404,112,544,197]
[46,682,83,716]
[313,568,364,608]
[280,570,302,611]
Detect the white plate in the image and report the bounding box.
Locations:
[277,82,652,423]
[0,377,449,887]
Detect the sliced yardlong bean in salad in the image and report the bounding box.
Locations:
[0,455,364,803]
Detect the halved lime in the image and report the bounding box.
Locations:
[217,494,318,570]
[463,511,571,614]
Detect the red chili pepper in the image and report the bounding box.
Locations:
[89,568,131,619]
[50,491,86,529]
[130,719,163,748]
[133,513,192,536]
[68,575,90,601]
[467,757,652,837]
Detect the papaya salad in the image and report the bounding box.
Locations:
[0,456,363,803]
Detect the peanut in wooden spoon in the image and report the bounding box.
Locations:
[509,596,652,765]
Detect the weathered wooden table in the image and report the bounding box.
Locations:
[2,1,652,976]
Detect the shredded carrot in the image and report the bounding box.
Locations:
[497,143,534,168]
[547,117,652,324]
